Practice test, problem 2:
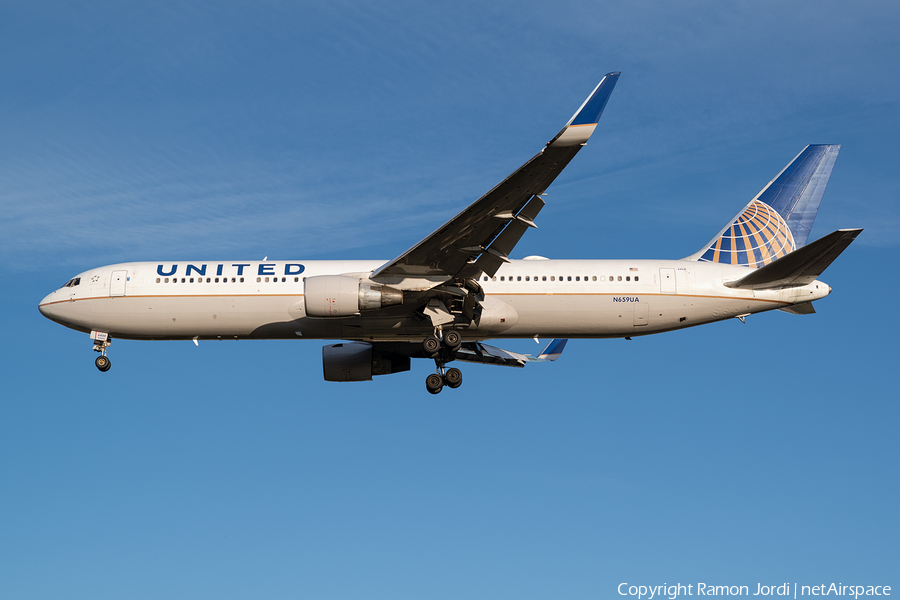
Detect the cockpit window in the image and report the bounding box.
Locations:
[62,277,81,288]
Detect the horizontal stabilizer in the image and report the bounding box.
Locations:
[779,302,816,315]
[725,228,862,290]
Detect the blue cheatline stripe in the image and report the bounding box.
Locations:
[571,72,621,126]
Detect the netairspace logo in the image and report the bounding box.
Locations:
[617,582,892,599]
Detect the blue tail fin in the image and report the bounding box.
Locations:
[689,145,840,268]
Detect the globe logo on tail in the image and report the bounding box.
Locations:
[698,199,795,268]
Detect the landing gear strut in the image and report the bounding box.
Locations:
[423,330,464,394]
[91,332,112,372]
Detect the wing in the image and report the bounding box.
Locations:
[371,72,621,290]
[452,339,569,368]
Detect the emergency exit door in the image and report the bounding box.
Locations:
[110,270,127,297]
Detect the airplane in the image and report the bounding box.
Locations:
[39,72,862,394]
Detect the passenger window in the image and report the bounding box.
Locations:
[156,278,160,283]
[239,277,243,283]
[257,277,261,282]
[542,276,547,281]
[592,276,597,281]
[483,276,489,281]
[164,278,169,283]
[635,276,639,281]
[550,276,555,281]
[576,276,580,281]
[492,277,496,281]
[500,276,505,281]
[567,276,572,281]
[617,276,622,281]
[517,276,522,281]
[265,277,269,282]
[294,277,299,282]
[626,276,630,281]
[181,278,186,283]
[525,276,530,281]
[215,278,219,283]
[206,278,211,283]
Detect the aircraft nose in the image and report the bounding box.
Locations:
[38,292,60,320]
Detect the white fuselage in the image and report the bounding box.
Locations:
[38,258,831,342]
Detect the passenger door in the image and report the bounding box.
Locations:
[660,268,676,295]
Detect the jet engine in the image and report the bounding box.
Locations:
[322,342,411,382]
[304,275,403,317]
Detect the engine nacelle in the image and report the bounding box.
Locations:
[322,342,411,382]
[304,275,403,317]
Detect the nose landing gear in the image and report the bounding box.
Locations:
[423,330,464,394]
[91,331,112,372]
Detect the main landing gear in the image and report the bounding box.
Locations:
[91,332,112,372]
[422,330,463,395]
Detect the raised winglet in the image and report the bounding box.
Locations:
[547,72,621,147]
[535,338,568,361]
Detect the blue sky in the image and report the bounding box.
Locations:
[2,2,898,599]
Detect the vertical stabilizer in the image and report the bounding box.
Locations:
[688,145,840,267]
[757,144,840,246]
